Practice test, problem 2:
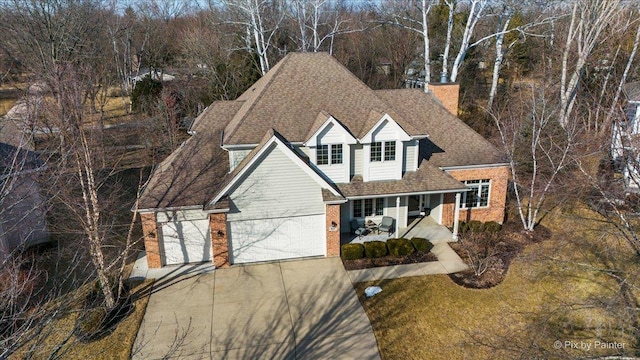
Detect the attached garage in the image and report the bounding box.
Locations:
[228,214,325,264]
[159,214,212,265]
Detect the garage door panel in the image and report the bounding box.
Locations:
[229,215,325,264]
[161,220,211,265]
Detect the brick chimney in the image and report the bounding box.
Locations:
[429,83,460,116]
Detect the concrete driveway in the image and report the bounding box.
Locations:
[133,257,380,359]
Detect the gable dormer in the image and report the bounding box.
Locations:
[305,113,357,183]
[361,114,411,181]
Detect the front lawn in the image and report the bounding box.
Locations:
[11,279,152,359]
[355,205,639,359]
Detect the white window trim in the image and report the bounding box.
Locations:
[317,143,343,166]
[352,198,385,218]
[461,179,491,209]
[370,141,396,163]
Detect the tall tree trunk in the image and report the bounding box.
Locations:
[440,0,454,83]
[488,14,512,109]
[422,0,430,91]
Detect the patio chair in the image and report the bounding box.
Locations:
[378,216,394,235]
[350,219,366,239]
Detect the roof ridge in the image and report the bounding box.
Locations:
[209,128,343,206]
[223,55,291,144]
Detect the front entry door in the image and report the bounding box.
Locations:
[408,195,424,217]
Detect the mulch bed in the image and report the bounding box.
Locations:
[448,223,552,289]
[342,251,438,270]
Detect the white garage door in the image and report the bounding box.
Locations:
[161,219,211,265]
[229,215,325,264]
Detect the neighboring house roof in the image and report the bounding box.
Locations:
[130,70,176,83]
[0,111,41,175]
[1,103,35,150]
[623,81,640,102]
[336,160,466,198]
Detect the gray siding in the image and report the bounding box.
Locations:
[297,146,311,158]
[404,141,416,173]
[352,144,363,177]
[229,149,253,171]
[227,144,324,222]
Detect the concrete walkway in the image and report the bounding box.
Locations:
[133,257,380,359]
[347,242,469,283]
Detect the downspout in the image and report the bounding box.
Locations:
[395,196,400,238]
[452,193,461,240]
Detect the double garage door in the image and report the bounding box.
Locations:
[228,214,326,264]
[160,215,326,266]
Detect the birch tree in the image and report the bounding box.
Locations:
[0,0,127,310]
[487,8,514,108]
[558,0,622,129]
[448,0,488,83]
[383,0,435,91]
[288,0,353,54]
[490,85,574,231]
[439,0,455,83]
[217,0,286,75]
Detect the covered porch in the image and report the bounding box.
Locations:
[340,216,455,246]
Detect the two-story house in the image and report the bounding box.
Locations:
[612,81,640,191]
[137,52,509,268]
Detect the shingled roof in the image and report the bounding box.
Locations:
[337,160,466,197]
[217,52,502,166]
[138,52,504,210]
[222,52,419,145]
[374,89,503,167]
[623,81,640,102]
[138,102,232,210]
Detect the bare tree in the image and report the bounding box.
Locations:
[0,0,139,310]
[448,0,489,83]
[558,0,623,129]
[381,0,435,91]
[490,84,574,231]
[287,0,355,54]
[215,0,286,75]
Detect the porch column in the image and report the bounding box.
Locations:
[452,192,461,240]
[141,213,162,268]
[210,213,230,268]
[395,196,400,238]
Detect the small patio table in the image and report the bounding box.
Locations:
[365,221,378,233]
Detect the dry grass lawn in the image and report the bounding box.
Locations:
[11,279,153,360]
[355,205,639,359]
[0,98,17,116]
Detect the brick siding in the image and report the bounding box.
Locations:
[141,213,162,268]
[325,204,341,257]
[210,213,230,268]
[442,166,509,226]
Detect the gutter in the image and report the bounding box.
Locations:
[345,188,468,200]
[440,163,510,171]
